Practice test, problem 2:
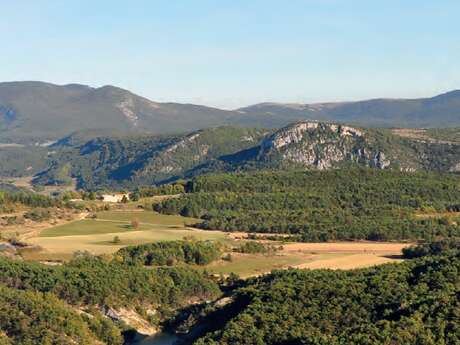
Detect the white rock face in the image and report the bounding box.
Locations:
[149,133,209,174]
[158,165,175,173]
[449,162,460,172]
[260,121,390,170]
[372,152,391,169]
[262,122,319,150]
[340,126,364,137]
[282,142,346,170]
[105,307,157,335]
[165,133,201,154]
[263,122,364,151]
[116,97,139,126]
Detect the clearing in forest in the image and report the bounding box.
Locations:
[19,209,410,274]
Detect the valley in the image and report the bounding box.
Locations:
[8,204,407,276]
[2,147,460,344]
[3,2,460,343]
[2,85,460,345]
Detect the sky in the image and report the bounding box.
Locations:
[2,0,459,108]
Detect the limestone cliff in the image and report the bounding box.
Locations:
[258,122,391,170]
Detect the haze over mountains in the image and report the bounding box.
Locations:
[240,90,460,128]
[0,81,237,143]
[1,81,460,143]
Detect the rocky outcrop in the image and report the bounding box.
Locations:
[147,133,209,175]
[105,307,157,335]
[165,133,201,154]
[372,151,391,169]
[259,121,390,170]
[116,96,139,126]
[449,162,460,172]
[261,122,320,150]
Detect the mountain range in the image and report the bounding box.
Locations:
[21,122,460,190]
[1,81,460,144]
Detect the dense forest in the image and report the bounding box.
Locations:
[116,240,223,266]
[0,253,220,344]
[402,238,460,258]
[191,244,460,345]
[0,190,69,214]
[0,190,60,209]
[0,254,219,307]
[2,240,460,344]
[154,168,460,241]
[0,283,122,345]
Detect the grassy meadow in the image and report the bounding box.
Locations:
[18,204,408,276]
[25,210,226,260]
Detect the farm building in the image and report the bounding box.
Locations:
[99,193,130,203]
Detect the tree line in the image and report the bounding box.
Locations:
[154,168,460,241]
[116,240,223,266]
[0,190,61,211]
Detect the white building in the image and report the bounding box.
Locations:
[99,193,130,203]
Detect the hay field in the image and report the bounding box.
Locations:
[22,210,410,274]
[198,242,410,278]
[24,211,225,260]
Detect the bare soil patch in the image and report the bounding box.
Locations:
[294,253,403,270]
[281,242,410,253]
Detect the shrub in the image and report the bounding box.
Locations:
[131,218,140,229]
[117,240,223,266]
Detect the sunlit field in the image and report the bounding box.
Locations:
[23,209,409,276]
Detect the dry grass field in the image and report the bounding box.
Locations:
[0,176,77,195]
[202,242,409,277]
[23,211,225,260]
[13,207,410,274]
[25,228,228,261]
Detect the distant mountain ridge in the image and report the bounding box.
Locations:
[0,81,235,143]
[1,81,460,143]
[237,90,460,128]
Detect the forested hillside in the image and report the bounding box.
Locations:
[33,127,267,189]
[116,240,223,266]
[0,284,122,345]
[0,190,64,212]
[155,169,460,241]
[192,248,460,345]
[22,122,460,190]
[3,121,460,191]
[0,254,220,344]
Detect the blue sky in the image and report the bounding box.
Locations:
[2,0,459,108]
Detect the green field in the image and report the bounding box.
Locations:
[40,211,199,237]
[23,210,405,276]
[40,219,152,237]
[95,211,199,225]
[26,210,227,261]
